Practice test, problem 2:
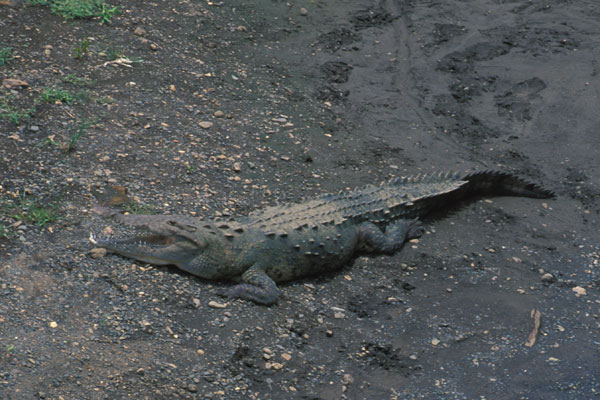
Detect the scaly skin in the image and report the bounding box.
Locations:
[90,171,553,305]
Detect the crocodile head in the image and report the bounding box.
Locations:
[90,207,232,278]
[90,230,205,267]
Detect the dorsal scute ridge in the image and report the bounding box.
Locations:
[246,171,470,230]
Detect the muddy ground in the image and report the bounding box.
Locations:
[1,0,599,398]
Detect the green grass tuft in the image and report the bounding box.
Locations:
[0,45,13,66]
[26,0,119,24]
[120,200,155,215]
[62,73,93,86]
[40,87,77,104]
[65,120,92,153]
[0,95,35,125]
[73,38,90,59]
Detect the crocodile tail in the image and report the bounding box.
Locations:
[462,171,554,199]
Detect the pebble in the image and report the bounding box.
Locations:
[270,362,283,370]
[49,321,57,328]
[199,121,213,129]
[192,298,201,308]
[134,27,146,36]
[431,338,440,346]
[2,78,29,89]
[208,300,227,308]
[541,273,555,283]
[187,384,198,393]
[233,162,242,172]
[572,286,586,296]
[300,7,308,16]
[89,248,107,259]
[213,110,224,118]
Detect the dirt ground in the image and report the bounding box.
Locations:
[1,0,599,398]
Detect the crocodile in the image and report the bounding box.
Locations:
[90,171,553,305]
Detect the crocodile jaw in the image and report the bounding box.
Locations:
[90,232,199,266]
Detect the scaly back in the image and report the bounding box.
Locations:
[242,171,554,234]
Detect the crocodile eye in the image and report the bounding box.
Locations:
[167,220,197,232]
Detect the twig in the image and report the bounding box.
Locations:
[525,308,542,347]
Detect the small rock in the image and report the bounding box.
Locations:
[233,162,242,172]
[199,121,213,129]
[271,362,283,370]
[333,312,345,319]
[236,25,247,32]
[300,7,308,16]
[541,273,555,283]
[208,300,227,309]
[187,384,198,393]
[342,374,354,385]
[326,329,333,337]
[213,110,224,118]
[192,298,201,308]
[89,247,107,259]
[49,321,58,328]
[2,78,29,89]
[150,43,159,51]
[133,27,146,36]
[281,353,291,361]
[572,286,587,296]
[196,349,205,355]
[431,338,440,346]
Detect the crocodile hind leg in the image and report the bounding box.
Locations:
[357,219,424,254]
[222,264,281,305]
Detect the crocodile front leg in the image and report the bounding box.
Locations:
[223,264,281,305]
[357,219,424,254]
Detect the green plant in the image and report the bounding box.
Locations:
[65,120,91,152]
[0,224,9,239]
[98,1,119,24]
[52,0,118,23]
[95,95,114,105]
[73,39,89,59]
[120,200,155,215]
[26,0,119,24]
[105,47,122,60]
[40,87,77,104]
[62,74,92,86]
[34,136,58,149]
[0,95,35,125]
[12,192,61,227]
[0,45,13,66]
[4,109,35,124]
